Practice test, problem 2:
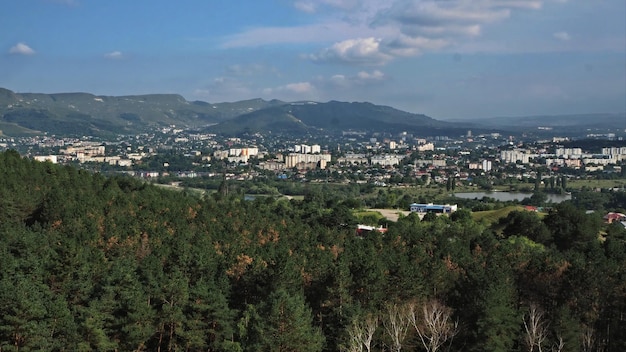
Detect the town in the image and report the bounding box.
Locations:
[1,125,624,199]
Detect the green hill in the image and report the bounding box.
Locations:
[471,205,527,225]
[207,100,464,136]
[1,87,463,137]
[0,88,282,136]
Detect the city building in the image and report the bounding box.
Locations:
[409,203,458,214]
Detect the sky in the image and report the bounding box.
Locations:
[1,0,625,120]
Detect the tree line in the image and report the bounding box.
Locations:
[0,150,625,351]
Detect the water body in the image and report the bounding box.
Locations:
[454,191,571,203]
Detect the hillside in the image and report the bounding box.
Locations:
[0,88,470,137]
[0,88,283,136]
[207,100,465,136]
[3,87,620,138]
[0,151,625,351]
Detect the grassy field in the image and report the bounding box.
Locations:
[567,178,626,190]
[471,205,527,225]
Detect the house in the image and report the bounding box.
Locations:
[409,203,457,214]
[356,224,388,236]
[524,205,539,212]
[603,212,626,224]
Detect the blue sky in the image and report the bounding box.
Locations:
[2,0,624,120]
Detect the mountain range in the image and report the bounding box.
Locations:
[0,88,467,137]
[0,88,622,138]
[0,88,279,136]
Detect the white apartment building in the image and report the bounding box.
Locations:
[62,145,105,157]
[482,160,493,172]
[555,148,583,158]
[213,147,259,160]
[285,153,332,168]
[415,159,446,167]
[371,154,405,166]
[294,144,321,154]
[229,147,258,157]
[213,150,229,159]
[583,156,618,166]
[33,155,58,164]
[602,147,626,155]
[417,143,434,152]
[337,153,369,165]
[500,150,530,164]
[602,147,626,161]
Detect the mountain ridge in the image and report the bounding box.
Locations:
[1,88,621,138]
[0,88,460,137]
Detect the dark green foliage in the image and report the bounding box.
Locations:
[544,202,602,251]
[499,210,552,244]
[254,289,325,352]
[0,150,625,351]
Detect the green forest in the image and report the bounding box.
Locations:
[0,150,625,351]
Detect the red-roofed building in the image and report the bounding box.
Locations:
[604,212,626,224]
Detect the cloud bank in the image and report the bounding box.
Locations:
[9,43,36,55]
[104,51,123,59]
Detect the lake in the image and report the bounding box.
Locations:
[454,191,571,203]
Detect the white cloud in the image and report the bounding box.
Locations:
[325,70,388,88]
[553,31,570,41]
[9,42,36,55]
[263,81,318,99]
[285,82,315,94]
[375,1,511,29]
[226,0,585,66]
[308,0,553,65]
[221,21,381,48]
[310,37,392,65]
[385,34,449,56]
[357,70,385,81]
[104,51,123,59]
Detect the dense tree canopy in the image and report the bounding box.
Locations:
[0,150,625,351]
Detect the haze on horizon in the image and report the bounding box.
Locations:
[1,0,624,120]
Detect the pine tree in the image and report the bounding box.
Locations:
[257,288,325,352]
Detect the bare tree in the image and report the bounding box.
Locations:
[361,314,378,352]
[408,299,458,352]
[345,319,365,352]
[383,303,411,352]
[551,334,564,352]
[344,313,378,352]
[523,303,550,352]
[581,324,595,352]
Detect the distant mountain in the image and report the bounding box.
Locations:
[466,113,625,131]
[206,101,464,136]
[0,88,468,137]
[7,87,618,139]
[206,105,310,135]
[0,88,283,136]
